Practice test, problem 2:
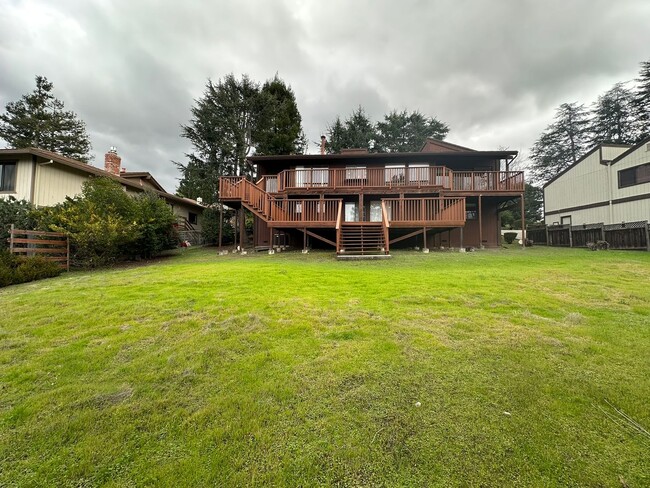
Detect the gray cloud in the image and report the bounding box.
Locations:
[1,0,649,192]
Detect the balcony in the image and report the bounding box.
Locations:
[382,197,466,227]
[271,167,523,193]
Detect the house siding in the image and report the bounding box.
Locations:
[0,156,33,201]
[33,162,91,207]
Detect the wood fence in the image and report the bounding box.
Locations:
[8,225,70,270]
[528,221,650,251]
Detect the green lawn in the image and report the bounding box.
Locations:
[1,247,649,487]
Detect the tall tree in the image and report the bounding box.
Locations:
[529,102,590,184]
[590,82,637,145]
[326,107,449,154]
[326,106,376,153]
[0,76,92,162]
[255,75,305,155]
[633,60,650,142]
[375,110,449,152]
[176,73,305,204]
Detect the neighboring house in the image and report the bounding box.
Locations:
[0,147,204,240]
[544,138,650,226]
[219,139,524,254]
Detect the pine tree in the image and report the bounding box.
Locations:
[255,75,305,155]
[633,60,650,141]
[176,73,305,203]
[590,82,637,145]
[0,76,92,162]
[529,102,590,184]
[375,110,449,152]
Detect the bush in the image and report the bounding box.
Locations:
[33,178,179,267]
[0,250,63,288]
[0,197,36,249]
[503,232,518,244]
[201,206,235,245]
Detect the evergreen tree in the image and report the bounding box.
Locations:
[529,102,590,184]
[633,60,650,141]
[590,82,637,145]
[375,110,449,152]
[0,76,92,162]
[326,107,449,154]
[176,73,305,204]
[255,75,305,155]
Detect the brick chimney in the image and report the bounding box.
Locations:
[104,147,121,175]
[320,135,327,155]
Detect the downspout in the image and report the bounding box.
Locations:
[606,161,613,224]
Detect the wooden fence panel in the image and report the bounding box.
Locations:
[527,226,547,244]
[8,226,69,270]
[547,225,571,247]
[604,221,648,250]
[571,223,604,248]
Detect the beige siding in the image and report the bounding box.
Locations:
[32,162,90,206]
[0,156,33,201]
[612,199,650,223]
[612,144,650,200]
[546,206,610,226]
[171,202,203,232]
[601,145,630,161]
[544,150,609,214]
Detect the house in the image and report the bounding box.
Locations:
[218,139,524,254]
[543,138,650,227]
[0,147,205,242]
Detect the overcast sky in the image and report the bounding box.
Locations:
[1,0,649,193]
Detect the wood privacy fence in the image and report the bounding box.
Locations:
[8,225,70,270]
[527,221,650,251]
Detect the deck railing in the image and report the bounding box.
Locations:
[451,171,524,191]
[270,199,341,224]
[277,166,451,191]
[382,197,466,225]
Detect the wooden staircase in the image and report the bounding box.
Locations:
[338,223,387,255]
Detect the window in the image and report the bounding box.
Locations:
[561,216,571,226]
[0,162,17,192]
[345,166,367,181]
[385,165,405,184]
[311,168,329,186]
[618,162,650,188]
[408,164,430,183]
[188,212,198,225]
[466,203,478,220]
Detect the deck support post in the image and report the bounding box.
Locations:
[478,195,483,249]
[448,229,451,249]
[358,194,363,222]
[520,192,526,249]
[268,226,275,254]
[422,227,428,253]
[218,204,223,249]
[460,227,464,251]
[303,227,308,253]
[233,210,238,250]
[239,207,245,250]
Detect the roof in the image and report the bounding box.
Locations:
[420,138,477,153]
[542,142,634,189]
[611,136,650,165]
[0,147,205,210]
[249,149,517,164]
[120,171,167,192]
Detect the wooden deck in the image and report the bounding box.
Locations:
[257,168,524,194]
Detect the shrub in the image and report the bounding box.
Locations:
[201,206,235,245]
[34,178,179,267]
[503,232,518,244]
[0,250,63,288]
[0,197,36,249]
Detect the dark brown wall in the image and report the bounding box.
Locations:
[432,198,500,248]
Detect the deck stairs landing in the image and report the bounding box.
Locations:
[339,223,386,255]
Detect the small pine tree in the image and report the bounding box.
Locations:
[633,60,650,141]
[0,76,92,162]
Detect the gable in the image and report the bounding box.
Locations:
[420,138,476,153]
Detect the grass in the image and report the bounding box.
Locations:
[1,246,649,487]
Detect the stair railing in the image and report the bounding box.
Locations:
[335,200,343,253]
[381,201,390,254]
